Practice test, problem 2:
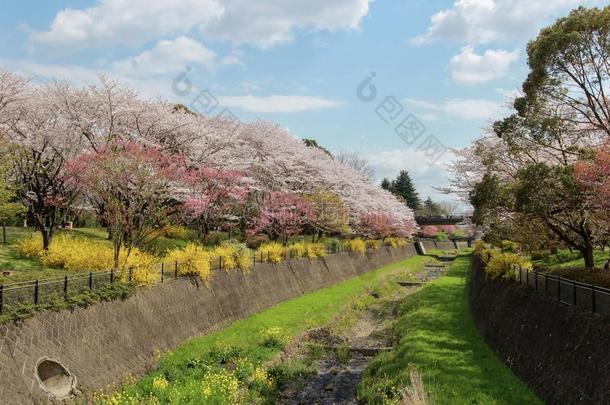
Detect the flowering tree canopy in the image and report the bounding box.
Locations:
[183,166,251,238]
[66,141,183,267]
[0,67,417,250]
[248,192,314,242]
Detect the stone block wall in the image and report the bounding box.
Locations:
[0,245,417,403]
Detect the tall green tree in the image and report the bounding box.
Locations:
[380,178,392,192]
[391,170,421,210]
[519,6,610,135]
[418,196,445,216]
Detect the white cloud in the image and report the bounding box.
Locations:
[366,148,454,201]
[201,0,371,48]
[450,45,519,84]
[412,0,592,45]
[31,0,371,49]
[113,37,215,76]
[403,97,506,120]
[218,95,341,113]
[31,0,224,48]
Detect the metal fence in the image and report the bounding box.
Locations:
[515,266,610,317]
[0,242,363,314]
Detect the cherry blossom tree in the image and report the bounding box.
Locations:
[361,211,414,240]
[248,192,314,243]
[66,141,184,268]
[183,166,251,240]
[421,225,439,238]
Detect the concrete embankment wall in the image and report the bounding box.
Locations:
[470,258,610,404]
[0,245,417,403]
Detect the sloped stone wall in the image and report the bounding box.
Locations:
[0,245,417,403]
[470,258,610,404]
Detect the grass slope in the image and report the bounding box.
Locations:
[360,254,540,404]
[102,255,429,403]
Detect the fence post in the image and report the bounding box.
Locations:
[34,280,39,305]
[526,268,529,286]
[519,266,522,283]
[110,269,114,284]
[260,252,263,263]
[573,279,577,305]
[129,267,132,282]
[545,273,548,295]
[558,277,561,302]
[588,284,595,313]
[89,272,93,290]
[161,263,164,283]
[64,276,68,300]
[175,261,178,279]
[0,284,3,314]
[219,256,222,270]
[534,270,538,291]
[253,253,255,266]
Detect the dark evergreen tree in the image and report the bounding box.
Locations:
[419,196,444,216]
[391,170,420,210]
[380,178,392,192]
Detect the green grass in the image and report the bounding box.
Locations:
[359,254,540,405]
[533,248,610,269]
[99,255,430,404]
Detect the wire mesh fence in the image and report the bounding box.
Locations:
[515,266,610,317]
[0,242,371,315]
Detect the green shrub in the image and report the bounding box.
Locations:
[434,232,449,241]
[546,250,582,265]
[261,326,289,349]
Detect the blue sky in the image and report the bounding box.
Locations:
[0,0,600,203]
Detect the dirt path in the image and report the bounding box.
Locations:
[278,260,450,404]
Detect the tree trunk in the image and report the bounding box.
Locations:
[582,243,595,269]
[41,228,52,251]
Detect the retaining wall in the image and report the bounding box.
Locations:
[0,245,417,403]
[470,258,610,404]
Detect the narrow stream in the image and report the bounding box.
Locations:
[278,258,452,404]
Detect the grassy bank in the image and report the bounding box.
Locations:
[98,255,429,404]
[359,254,540,404]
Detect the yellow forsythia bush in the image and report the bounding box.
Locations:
[286,242,327,259]
[121,249,159,285]
[286,242,306,259]
[41,234,114,271]
[305,242,327,259]
[15,233,44,258]
[344,238,366,255]
[473,240,487,256]
[486,252,532,280]
[16,233,157,285]
[500,240,520,253]
[385,237,408,248]
[165,243,211,281]
[210,241,252,271]
[366,239,382,250]
[257,242,285,263]
[210,245,237,270]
